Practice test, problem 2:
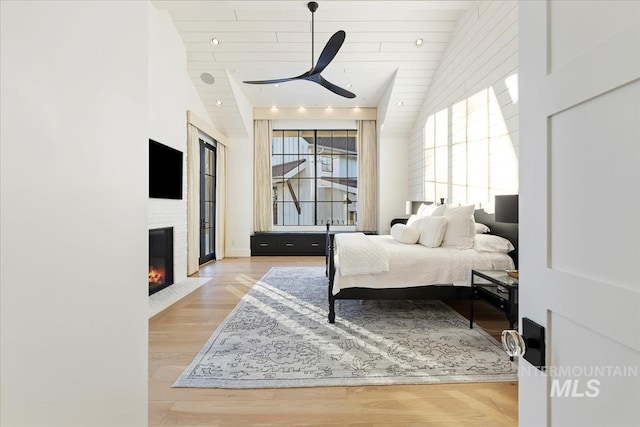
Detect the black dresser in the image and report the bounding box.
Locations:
[250,232,326,256]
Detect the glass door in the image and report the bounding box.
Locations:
[199,140,216,264]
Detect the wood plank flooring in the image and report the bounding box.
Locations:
[149,256,518,426]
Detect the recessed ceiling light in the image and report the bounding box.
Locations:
[346,83,353,88]
[396,101,404,106]
[415,38,424,46]
[298,106,306,111]
[354,106,360,110]
[215,100,222,106]
[326,106,333,111]
[200,73,215,84]
[271,105,277,110]
[274,84,280,88]
[210,38,220,47]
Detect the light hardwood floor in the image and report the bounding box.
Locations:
[149,256,518,426]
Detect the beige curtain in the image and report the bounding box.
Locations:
[253,120,273,232]
[186,123,200,275]
[357,120,377,231]
[215,143,227,259]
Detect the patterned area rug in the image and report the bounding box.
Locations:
[173,267,517,388]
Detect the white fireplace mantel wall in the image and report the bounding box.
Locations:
[148,6,215,283]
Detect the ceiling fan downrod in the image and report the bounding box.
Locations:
[308,2,318,70]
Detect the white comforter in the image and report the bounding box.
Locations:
[333,235,515,295]
[334,233,389,276]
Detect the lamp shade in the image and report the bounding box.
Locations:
[405,201,412,215]
[495,194,519,223]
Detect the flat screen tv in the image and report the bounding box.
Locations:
[149,139,183,199]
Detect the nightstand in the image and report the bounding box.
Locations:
[469,269,518,330]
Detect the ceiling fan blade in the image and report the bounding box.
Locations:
[316,75,356,99]
[243,70,312,85]
[243,77,297,85]
[310,30,346,75]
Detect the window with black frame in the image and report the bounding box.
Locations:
[271,129,358,227]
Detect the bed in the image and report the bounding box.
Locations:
[326,208,518,323]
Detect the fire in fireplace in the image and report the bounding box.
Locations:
[149,227,174,295]
[148,266,166,285]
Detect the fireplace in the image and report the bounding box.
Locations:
[149,227,174,296]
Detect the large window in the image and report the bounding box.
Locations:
[272,129,358,226]
[424,80,519,208]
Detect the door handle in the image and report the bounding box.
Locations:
[502,318,546,371]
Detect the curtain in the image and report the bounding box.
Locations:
[357,120,378,232]
[215,143,227,259]
[254,120,273,232]
[186,123,200,275]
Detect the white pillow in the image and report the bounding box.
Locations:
[474,234,515,253]
[417,203,437,216]
[390,223,420,244]
[406,214,419,227]
[438,204,476,249]
[414,216,448,248]
[408,215,427,229]
[430,204,446,216]
[475,223,491,234]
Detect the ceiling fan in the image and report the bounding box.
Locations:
[243,1,356,99]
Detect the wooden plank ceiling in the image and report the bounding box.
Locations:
[153,1,475,138]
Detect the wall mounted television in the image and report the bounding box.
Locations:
[149,139,183,200]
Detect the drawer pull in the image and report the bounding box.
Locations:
[311,243,319,247]
[259,243,269,247]
[285,243,294,247]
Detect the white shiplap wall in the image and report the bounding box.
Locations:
[408,0,519,201]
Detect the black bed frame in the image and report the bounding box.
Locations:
[326,208,518,323]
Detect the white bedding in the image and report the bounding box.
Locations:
[332,235,515,295]
[334,233,389,276]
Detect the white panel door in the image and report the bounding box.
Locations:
[519,1,640,426]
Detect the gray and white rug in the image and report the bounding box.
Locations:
[173,267,517,388]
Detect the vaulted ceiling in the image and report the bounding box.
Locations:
[153,1,476,139]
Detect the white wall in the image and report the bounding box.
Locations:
[408,0,519,202]
[1,1,148,425]
[148,6,189,281]
[376,70,409,234]
[148,6,218,275]
[226,136,253,256]
[378,136,409,235]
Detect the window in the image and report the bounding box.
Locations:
[321,156,333,172]
[423,109,449,203]
[272,129,358,226]
[423,82,518,208]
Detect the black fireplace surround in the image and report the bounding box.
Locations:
[149,227,174,296]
